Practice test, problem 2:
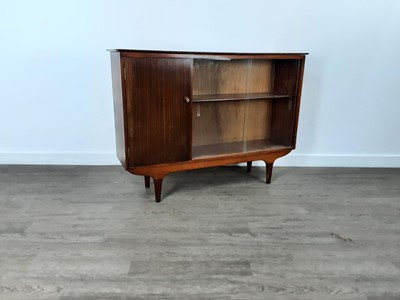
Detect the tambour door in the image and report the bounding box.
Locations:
[123,57,192,166]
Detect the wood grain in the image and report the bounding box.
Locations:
[192,59,273,95]
[1,165,399,299]
[291,57,306,148]
[243,99,272,142]
[270,59,301,146]
[192,101,246,146]
[192,59,274,149]
[124,57,192,167]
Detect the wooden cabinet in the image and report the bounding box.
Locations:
[109,50,307,202]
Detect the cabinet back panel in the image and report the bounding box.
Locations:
[243,99,272,142]
[124,58,192,166]
[192,59,274,148]
[193,59,274,95]
[192,101,245,146]
[192,100,272,147]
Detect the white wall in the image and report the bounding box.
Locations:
[1,0,399,167]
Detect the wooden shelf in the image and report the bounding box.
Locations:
[192,139,289,158]
[192,92,290,103]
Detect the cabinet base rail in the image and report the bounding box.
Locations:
[129,149,291,202]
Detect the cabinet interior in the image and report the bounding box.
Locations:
[192,59,299,158]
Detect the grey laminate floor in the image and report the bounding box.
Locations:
[0,165,400,300]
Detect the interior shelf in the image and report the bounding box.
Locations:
[192,92,290,103]
[192,139,289,158]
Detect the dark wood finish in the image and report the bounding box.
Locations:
[144,176,150,188]
[291,57,306,148]
[270,60,301,146]
[192,92,290,103]
[265,162,274,184]
[247,162,252,173]
[153,178,163,203]
[110,52,127,169]
[109,50,307,202]
[124,58,192,167]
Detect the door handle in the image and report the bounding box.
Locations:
[183,96,191,103]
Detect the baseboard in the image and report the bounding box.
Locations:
[0,152,119,165]
[0,152,399,168]
[272,153,400,168]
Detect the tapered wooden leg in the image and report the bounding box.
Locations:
[266,162,273,184]
[153,177,163,203]
[247,161,252,173]
[144,176,150,188]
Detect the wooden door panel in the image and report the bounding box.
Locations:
[124,58,192,166]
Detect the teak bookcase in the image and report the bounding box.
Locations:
[109,50,307,202]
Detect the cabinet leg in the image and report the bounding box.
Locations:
[247,161,252,173]
[266,162,274,184]
[153,177,163,203]
[144,176,150,188]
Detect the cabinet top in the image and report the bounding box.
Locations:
[108,49,308,60]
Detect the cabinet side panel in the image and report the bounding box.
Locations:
[291,57,306,148]
[270,60,300,146]
[110,52,127,168]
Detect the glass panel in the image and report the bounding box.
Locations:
[243,59,300,152]
[243,59,276,153]
[192,59,248,158]
[192,58,300,158]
